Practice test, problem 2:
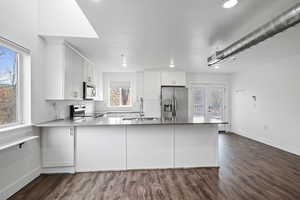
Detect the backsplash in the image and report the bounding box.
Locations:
[49,101,96,120]
[95,101,140,113]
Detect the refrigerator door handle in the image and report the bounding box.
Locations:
[174,96,177,117]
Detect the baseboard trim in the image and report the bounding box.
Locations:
[0,167,41,200]
[76,166,220,173]
[42,167,75,174]
[229,132,300,156]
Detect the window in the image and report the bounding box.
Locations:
[191,87,206,119]
[0,45,19,126]
[190,86,225,121]
[109,81,132,107]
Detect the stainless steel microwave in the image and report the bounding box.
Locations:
[83,82,96,100]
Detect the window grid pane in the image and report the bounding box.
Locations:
[110,88,121,106]
[109,81,132,107]
[121,88,130,106]
[0,45,18,125]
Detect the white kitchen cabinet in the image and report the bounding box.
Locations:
[76,126,126,172]
[95,70,103,101]
[65,44,84,99]
[161,71,186,86]
[45,38,94,100]
[143,72,161,117]
[83,60,96,84]
[41,127,75,167]
[127,125,173,169]
[143,71,161,100]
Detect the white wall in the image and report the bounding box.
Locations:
[39,0,98,38]
[231,54,300,155]
[0,0,54,123]
[0,127,40,200]
[186,72,231,84]
[96,72,143,112]
[0,0,49,199]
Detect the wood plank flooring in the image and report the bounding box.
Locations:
[9,133,300,200]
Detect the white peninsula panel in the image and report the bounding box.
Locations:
[174,125,218,168]
[76,126,126,172]
[127,125,173,169]
[42,127,75,168]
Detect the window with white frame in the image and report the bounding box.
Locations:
[0,45,20,126]
[109,81,132,107]
[0,38,30,128]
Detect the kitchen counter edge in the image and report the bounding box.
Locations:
[34,119,229,127]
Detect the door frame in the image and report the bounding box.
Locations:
[187,82,230,130]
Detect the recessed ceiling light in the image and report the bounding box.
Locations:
[169,59,175,68]
[214,65,220,69]
[121,54,127,67]
[209,65,220,70]
[223,0,238,9]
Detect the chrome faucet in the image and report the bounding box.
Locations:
[139,97,144,118]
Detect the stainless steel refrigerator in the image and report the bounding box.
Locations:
[161,86,188,120]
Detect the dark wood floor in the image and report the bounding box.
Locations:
[9,133,300,200]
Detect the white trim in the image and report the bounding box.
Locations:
[0,36,30,55]
[21,55,31,124]
[188,83,229,131]
[0,167,40,200]
[41,167,75,174]
[233,131,300,156]
[0,135,39,151]
[16,53,22,124]
[0,42,31,129]
[188,81,228,88]
[0,124,32,134]
[0,122,24,130]
[64,41,94,65]
[108,82,133,108]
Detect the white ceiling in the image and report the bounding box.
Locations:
[68,0,300,73]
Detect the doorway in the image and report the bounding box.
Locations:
[189,85,227,130]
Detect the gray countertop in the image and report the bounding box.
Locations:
[35,117,228,127]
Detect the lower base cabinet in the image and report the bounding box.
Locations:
[41,127,75,167]
[41,124,219,172]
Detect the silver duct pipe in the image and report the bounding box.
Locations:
[208,2,300,66]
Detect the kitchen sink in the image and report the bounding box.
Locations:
[122,117,160,121]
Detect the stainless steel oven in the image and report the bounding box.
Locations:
[83,82,96,100]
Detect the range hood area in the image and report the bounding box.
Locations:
[208,2,300,66]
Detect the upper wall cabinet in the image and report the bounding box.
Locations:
[161,72,186,86]
[143,72,161,100]
[64,43,84,99]
[45,38,96,100]
[83,60,96,84]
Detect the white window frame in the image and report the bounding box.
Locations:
[108,86,132,108]
[0,36,31,130]
[188,82,229,122]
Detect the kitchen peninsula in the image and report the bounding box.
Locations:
[36,117,227,173]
